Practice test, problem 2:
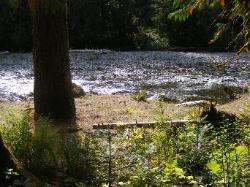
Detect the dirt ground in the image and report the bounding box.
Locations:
[0,94,249,128]
[216,94,250,115]
[75,95,193,126]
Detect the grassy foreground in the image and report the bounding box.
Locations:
[0,94,249,186]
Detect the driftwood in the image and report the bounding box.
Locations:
[176,100,212,107]
[42,119,198,132]
[0,51,9,55]
[92,120,197,129]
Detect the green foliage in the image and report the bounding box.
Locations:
[169,0,250,53]
[207,160,220,175]
[168,9,190,22]
[3,0,20,11]
[103,104,250,186]
[0,112,32,165]
[206,145,250,185]
[134,27,169,50]
[1,104,249,186]
[1,0,236,51]
[30,118,61,175]
[0,111,99,185]
[63,133,99,184]
[0,113,60,175]
[111,118,202,186]
[131,90,147,102]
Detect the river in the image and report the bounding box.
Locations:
[0,50,249,103]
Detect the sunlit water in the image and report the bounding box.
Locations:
[0,50,249,102]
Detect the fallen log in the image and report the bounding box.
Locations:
[176,100,212,107]
[0,51,9,55]
[92,120,197,129]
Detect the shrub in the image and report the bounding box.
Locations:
[131,90,147,102]
[30,117,61,175]
[63,133,99,184]
[107,105,250,186]
[1,105,249,186]
[0,113,60,175]
[0,112,32,166]
[0,111,99,185]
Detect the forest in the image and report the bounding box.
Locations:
[0,0,249,186]
[0,0,244,52]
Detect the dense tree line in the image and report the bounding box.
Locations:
[0,0,32,51]
[0,0,240,52]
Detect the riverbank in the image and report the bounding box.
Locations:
[0,94,249,128]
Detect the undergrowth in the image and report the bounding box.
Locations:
[131,90,147,102]
[0,103,250,186]
[0,112,100,186]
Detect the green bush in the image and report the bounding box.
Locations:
[0,112,32,166]
[131,90,147,102]
[63,134,99,184]
[108,106,250,186]
[1,105,249,186]
[0,111,99,185]
[0,113,60,175]
[30,117,61,175]
[134,27,169,50]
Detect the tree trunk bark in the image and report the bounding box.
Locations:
[32,0,75,123]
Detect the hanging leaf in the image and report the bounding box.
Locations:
[207,160,221,175]
[168,9,190,22]
[234,145,248,155]
[218,0,225,7]
[173,0,181,8]
[4,0,20,11]
[187,4,193,15]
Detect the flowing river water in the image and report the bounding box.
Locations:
[0,50,249,103]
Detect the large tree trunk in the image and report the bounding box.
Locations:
[32,0,75,123]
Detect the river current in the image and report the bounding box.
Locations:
[0,50,249,102]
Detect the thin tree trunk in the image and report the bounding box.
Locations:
[0,136,43,185]
[32,0,75,123]
[0,135,14,185]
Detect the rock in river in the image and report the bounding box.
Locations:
[72,83,86,98]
